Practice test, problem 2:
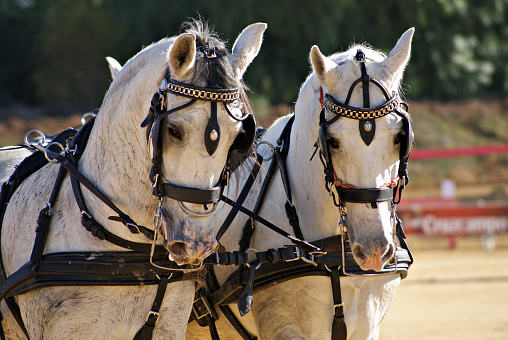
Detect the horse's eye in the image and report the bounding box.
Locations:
[327,138,339,149]
[168,126,181,140]
[394,132,405,145]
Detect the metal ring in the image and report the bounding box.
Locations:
[255,141,275,161]
[81,113,96,126]
[244,248,261,269]
[44,142,65,164]
[24,130,46,148]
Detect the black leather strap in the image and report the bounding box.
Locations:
[220,195,318,252]
[331,267,347,340]
[0,252,186,300]
[338,187,394,203]
[215,153,263,242]
[134,274,171,340]
[4,297,30,339]
[162,183,221,204]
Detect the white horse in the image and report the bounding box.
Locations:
[186,28,414,339]
[0,147,34,185]
[0,57,123,187]
[0,20,266,340]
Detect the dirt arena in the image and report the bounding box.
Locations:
[379,235,508,340]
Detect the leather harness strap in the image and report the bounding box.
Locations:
[134,274,171,340]
[215,153,263,242]
[331,267,347,340]
[190,236,411,335]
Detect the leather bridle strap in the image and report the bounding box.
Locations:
[338,187,394,203]
[64,119,167,253]
[160,183,221,204]
[274,115,304,240]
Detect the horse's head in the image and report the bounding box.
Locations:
[143,22,266,266]
[309,28,414,271]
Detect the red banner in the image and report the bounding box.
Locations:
[410,144,508,160]
[397,201,508,236]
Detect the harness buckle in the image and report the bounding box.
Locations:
[192,289,218,320]
[334,303,345,317]
[285,246,302,262]
[285,246,318,266]
[151,174,159,188]
[300,252,317,266]
[146,310,160,324]
[244,248,261,270]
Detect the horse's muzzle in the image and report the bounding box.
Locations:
[352,242,395,272]
[162,216,218,266]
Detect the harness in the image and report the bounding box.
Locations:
[0,44,255,340]
[189,49,414,340]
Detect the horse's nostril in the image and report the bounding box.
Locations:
[168,241,188,256]
[352,243,369,262]
[381,243,395,262]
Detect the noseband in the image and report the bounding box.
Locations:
[317,49,413,209]
[141,44,255,205]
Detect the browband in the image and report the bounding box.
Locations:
[323,92,400,121]
[165,79,240,102]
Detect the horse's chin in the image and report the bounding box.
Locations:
[167,253,204,267]
[357,258,386,272]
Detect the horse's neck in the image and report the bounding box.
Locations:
[78,41,171,238]
[288,76,341,241]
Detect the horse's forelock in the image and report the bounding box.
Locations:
[181,20,249,100]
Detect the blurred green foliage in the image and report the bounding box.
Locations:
[1,0,508,112]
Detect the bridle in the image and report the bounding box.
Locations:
[315,51,413,278]
[141,43,255,207]
[317,49,413,210]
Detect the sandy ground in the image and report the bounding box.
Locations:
[379,235,508,340]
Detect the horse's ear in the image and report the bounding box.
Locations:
[169,33,197,80]
[380,27,414,82]
[310,45,338,90]
[106,57,122,80]
[228,23,267,78]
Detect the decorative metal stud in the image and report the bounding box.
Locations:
[210,129,218,141]
[364,121,372,132]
